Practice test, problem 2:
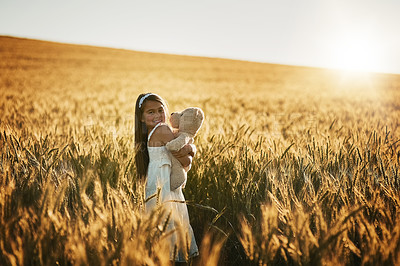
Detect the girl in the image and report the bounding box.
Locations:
[134,92,199,262]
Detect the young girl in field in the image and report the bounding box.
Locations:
[134,92,199,262]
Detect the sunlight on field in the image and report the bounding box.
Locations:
[333,70,376,94]
[1,37,400,265]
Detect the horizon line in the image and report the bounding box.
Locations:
[2,34,399,76]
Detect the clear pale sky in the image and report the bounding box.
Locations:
[1,0,399,74]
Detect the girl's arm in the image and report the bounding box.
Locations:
[171,144,194,168]
[174,152,192,169]
[171,144,195,157]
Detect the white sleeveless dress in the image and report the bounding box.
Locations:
[145,123,199,262]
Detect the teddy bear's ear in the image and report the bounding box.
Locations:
[196,108,204,120]
[192,108,204,134]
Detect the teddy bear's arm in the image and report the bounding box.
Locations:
[165,133,192,152]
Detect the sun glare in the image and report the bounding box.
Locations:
[328,31,382,73]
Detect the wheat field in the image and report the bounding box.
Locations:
[1,36,400,265]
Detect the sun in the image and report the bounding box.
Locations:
[327,30,382,73]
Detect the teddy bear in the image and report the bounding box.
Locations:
[166,107,204,190]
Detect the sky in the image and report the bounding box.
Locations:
[1,0,400,74]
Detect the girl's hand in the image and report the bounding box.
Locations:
[173,153,192,168]
[171,144,196,158]
[171,144,196,169]
[188,144,196,157]
[181,155,193,169]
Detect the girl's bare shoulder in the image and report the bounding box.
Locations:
[151,124,174,144]
[153,123,173,134]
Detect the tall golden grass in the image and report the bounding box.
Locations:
[1,36,400,265]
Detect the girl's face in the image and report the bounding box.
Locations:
[141,100,166,131]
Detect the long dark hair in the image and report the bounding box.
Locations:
[134,93,168,179]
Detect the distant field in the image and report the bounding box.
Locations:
[1,36,400,265]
